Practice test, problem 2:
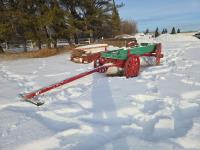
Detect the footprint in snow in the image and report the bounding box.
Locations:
[38,62,46,70]
[32,70,38,74]
[67,87,84,98]
[146,82,158,93]
[179,75,200,87]
[142,100,165,114]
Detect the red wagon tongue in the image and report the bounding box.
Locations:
[19,94,44,106]
[20,65,113,106]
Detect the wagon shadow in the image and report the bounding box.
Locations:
[70,73,129,150]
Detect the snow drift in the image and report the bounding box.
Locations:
[157,33,199,42]
[0,34,200,150]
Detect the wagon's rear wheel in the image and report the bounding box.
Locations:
[94,57,107,73]
[155,49,161,65]
[124,55,140,78]
[155,43,162,65]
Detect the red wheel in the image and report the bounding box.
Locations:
[124,55,140,78]
[94,57,104,68]
[155,49,161,65]
[94,57,107,73]
[155,43,162,65]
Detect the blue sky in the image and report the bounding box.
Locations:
[115,0,200,32]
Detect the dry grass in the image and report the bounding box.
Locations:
[0,46,75,60]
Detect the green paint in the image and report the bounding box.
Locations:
[101,43,156,60]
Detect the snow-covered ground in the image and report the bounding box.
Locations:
[0,34,200,150]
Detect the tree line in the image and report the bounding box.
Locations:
[0,0,138,52]
[145,27,181,37]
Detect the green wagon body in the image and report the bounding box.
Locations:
[101,43,156,60]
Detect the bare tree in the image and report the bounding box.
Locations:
[120,20,138,35]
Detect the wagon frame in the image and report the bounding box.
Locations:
[94,43,163,78]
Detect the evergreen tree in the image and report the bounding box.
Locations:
[177,28,180,33]
[162,29,165,34]
[61,0,120,41]
[145,28,149,34]
[155,27,160,37]
[46,1,66,48]
[0,1,9,52]
[171,27,176,34]
[0,0,51,51]
[60,0,117,43]
[32,0,53,49]
[11,0,39,52]
[0,0,123,50]
[59,0,80,44]
[111,0,121,37]
[80,0,113,40]
[0,0,28,52]
[165,28,168,33]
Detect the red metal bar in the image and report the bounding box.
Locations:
[22,65,112,100]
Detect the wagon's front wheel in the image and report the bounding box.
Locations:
[124,55,140,78]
